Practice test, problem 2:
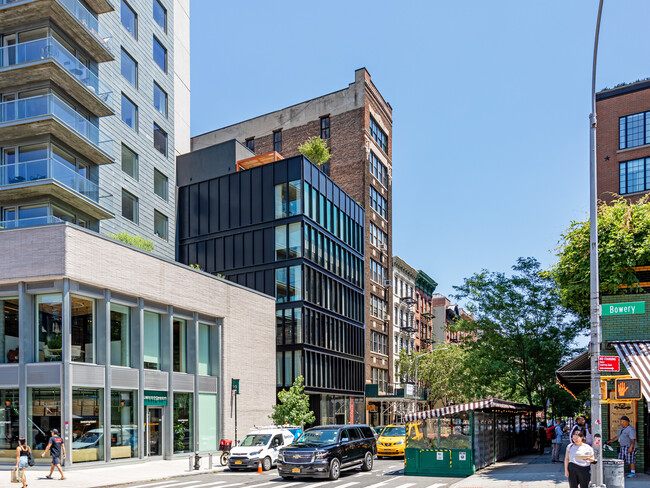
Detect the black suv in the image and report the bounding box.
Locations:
[277,424,376,480]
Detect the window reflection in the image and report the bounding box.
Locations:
[36,294,62,362]
[71,296,94,363]
[0,298,19,364]
[111,390,137,459]
[110,304,130,367]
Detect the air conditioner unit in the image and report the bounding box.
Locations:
[378,243,387,251]
[384,280,392,287]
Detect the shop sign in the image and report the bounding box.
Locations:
[144,390,167,406]
[608,391,637,439]
[602,302,645,316]
[598,356,620,372]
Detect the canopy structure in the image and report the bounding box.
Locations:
[611,341,650,403]
[556,350,591,398]
[403,398,538,421]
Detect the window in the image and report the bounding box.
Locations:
[274,183,287,218]
[619,158,650,194]
[370,260,386,284]
[273,130,282,153]
[288,180,301,216]
[0,297,18,364]
[369,186,387,218]
[245,138,254,152]
[121,0,137,39]
[121,94,137,130]
[121,189,138,223]
[198,324,211,375]
[369,116,388,152]
[369,221,387,248]
[369,151,388,187]
[153,210,168,240]
[36,294,62,362]
[71,296,95,363]
[370,295,387,320]
[320,116,330,139]
[110,303,130,367]
[371,331,388,355]
[619,111,650,149]
[121,48,137,87]
[173,393,192,453]
[143,311,161,369]
[153,37,167,72]
[153,0,167,32]
[153,123,167,156]
[371,367,388,393]
[121,144,138,179]
[111,390,138,458]
[153,168,168,200]
[153,82,167,117]
[173,318,187,372]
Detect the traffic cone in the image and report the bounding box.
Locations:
[257,461,263,474]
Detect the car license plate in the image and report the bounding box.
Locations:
[235,461,242,465]
[292,468,300,473]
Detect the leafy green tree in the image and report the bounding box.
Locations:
[453,257,581,407]
[298,136,331,166]
[551,196,650,319]
[107,231,155,252]
[269,375,315,428]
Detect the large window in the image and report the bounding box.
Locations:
[277,266,302,303]
[121,189,138,223]
[619,111,650,149]
[153,168,168,200]
[371,367,388,393]
[173,393,192,453]
[173,318,187,373]
[110,390,137,459]
[288,180,301,215]
[0,298,19,364]
[29,388,60,451]
[369,116,388,153]
[369,186,387,218]
[274,180,302,218]
[276,308,302,346]
[320,116,330,140]
[619,158,650,195]
[121,48,137,87]
[110,304,130,367]
[273,130,282,152]
[71,295,95,363]
[154,210,168,240]
[71,388,103,462]
[121,144,138,180]
[143,311,161,369]
[198,323,211,375]
[121,0,137,39]
[371,331,388,355]
[198,394,217,450]
[370,259,386,284]
[369,151,388,187]
[370,295,387,320]
[153,0,167,32]
[369,222,387,249]
[121,94,138,130]
[275,223,301,260]
[153,37,167,72]
[153,82,167,117]
[0,389,19,461]
[36,294,62,362]
[153,123,167,156]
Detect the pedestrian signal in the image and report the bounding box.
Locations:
[614,378,641,400]
[600,380,607,400]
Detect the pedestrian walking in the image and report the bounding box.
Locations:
[606,415,637,478]
[14,437,32,488]
[569,416,592,445]
[40,428,66,480]
[551,419,563,463]
[537,422,547,455]
[564,429,595,488]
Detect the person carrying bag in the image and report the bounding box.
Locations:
[14,437,32,487]
[564,429,595,488]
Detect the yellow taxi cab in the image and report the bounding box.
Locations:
[376,423,422,458]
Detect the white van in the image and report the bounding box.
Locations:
[228,428,295,471]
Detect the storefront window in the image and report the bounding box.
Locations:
[198,323,210,375]
[110,390,137,459]
[173,318,187,373]
[0,298,19,364]
[71,296,95,363]
[110,304,130,367]
[143,311,161,370]
[0,389,19,461]
[71,388,103,462]
[28,388,60,458]
[198,394,217,451]
[36,294,62,362]
[173,393,193,453]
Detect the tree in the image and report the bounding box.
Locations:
[551,196,650,319]
[453,257,581,407]
[298,136,331,166]
[269,375,315,428]
[107,231,155,252]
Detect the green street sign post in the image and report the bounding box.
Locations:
[232,379,240,444]
[601,302,645,316]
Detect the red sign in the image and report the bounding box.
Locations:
[598,356,620,372]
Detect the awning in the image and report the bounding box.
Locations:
[403,398,538,421]
[612,341,650,402]
[556,351,591,397]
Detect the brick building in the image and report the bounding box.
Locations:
[191,68,395,410]
[414,271,437,353]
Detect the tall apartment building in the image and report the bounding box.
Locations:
[392,256,417,380]
[414,271,436,353]
[191,68,395,403]
[176,141,366,424]
[596,80,650,203]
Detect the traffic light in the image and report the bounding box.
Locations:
[614,378,642,400]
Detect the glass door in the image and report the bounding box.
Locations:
[145,407,162,456]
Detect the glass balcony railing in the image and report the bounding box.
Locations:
[0,215,63,230]
[0,94,114,159]
[0,0,112,54]
[0,158,113,211]
[0,37,112,108]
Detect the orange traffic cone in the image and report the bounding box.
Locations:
[257,461,263,474]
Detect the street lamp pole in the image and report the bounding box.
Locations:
[589,1,605,487]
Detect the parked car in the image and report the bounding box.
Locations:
[277,424,376,480]
[377,423,422,458]
[228,428,295,471]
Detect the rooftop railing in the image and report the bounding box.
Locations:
[0,37,112,108]
[0,94,114,159]
[0,215,63,230]
[0,158,113,212]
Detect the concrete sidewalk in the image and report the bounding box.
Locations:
[450,454,649,488]
[4,457,228,488]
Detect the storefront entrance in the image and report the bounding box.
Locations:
[145,407,163,457]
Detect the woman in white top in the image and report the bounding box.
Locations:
[564,429,595,488]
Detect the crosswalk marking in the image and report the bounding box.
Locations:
[186,482,228,488]
[128,480,189,488]
[336,482,359,488]
[235,482,275,488]
[360,480,392,488]
[424,484,447,488]
[391,483,416,488]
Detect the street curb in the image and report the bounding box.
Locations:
[100,467,229,487]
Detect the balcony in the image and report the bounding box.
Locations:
[0,0,114,63]
[0,94,114,165]
[0,214,63,229]
[0,158,113,219]
[0,37,113,116]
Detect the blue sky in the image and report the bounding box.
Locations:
[189,0,650,298]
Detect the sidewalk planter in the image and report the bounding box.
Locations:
[404,398,539,477]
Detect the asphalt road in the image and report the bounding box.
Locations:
[118,458,462,488]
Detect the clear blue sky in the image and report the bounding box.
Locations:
[189,0,650,298]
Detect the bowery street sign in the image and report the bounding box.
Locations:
[601,302,645,316]
[598,356,620,372]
